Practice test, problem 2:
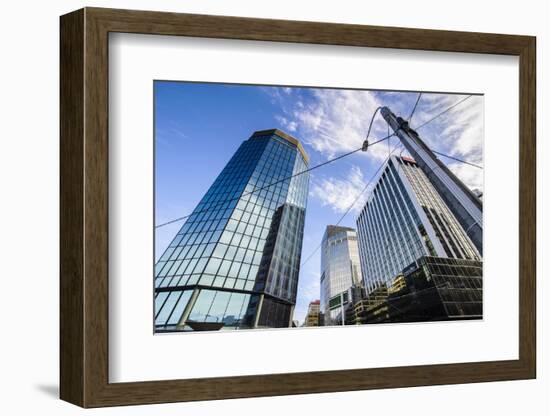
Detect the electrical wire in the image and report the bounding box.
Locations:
[300,141,404,267]
[157,93,478,229]
[413,95,473,130]
[432,150,483,169]
[410,94,482,169]
[300,92,425,267]
[365,107,382,143]
[155,134,393,229]
[407,92,422,122]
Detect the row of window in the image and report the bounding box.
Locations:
[261,205,305,302]
[154,288,253,328]
[186,138,285,222]
[154,134,308,313]
[157,269,256,292]
[154,290,192,327]
[155,244,262,287]
[200,176,291,211]
[321,233,361,301]
[169,218,270,253]
[357,159,428,291]
[404,162,479,261]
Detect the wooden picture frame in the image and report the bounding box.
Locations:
[60,7,536,408]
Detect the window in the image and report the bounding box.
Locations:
[155,291,181,325]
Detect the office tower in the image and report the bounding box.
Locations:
[154,129,309,331]
[381,107,483,254]
[356,155,481,294]
[320,225,363,326]
[304,300,321,327]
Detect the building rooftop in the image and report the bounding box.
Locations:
[250,128,309,163]
[400,155,417,164]
[324,224,356,239]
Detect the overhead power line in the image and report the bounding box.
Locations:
[413,95,473,130]
[156,134,393,229]
[300,141,404,268]
[299,91,471,268]
[409,94,482,169]
[432,150,483,169]
[407,92,422,122]
[365,107,383,144]
[301,106,404,266]
[157,93,478,229]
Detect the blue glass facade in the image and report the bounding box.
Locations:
[154,129,309,331]
[356,156,480,294]
[320,226,363,326]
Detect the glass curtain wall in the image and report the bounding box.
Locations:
[154,129,309,331]
[356,155,481,294]
[320,226,363,326]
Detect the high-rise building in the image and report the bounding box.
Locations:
[381,107,483,254]
[356,155,480,294]
[320,225,363,326]
[304,300,321,327]
[154,129,309,331]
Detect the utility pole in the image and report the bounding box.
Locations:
[380,107,483,256]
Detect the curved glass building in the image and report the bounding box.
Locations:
[320,225,363,326]
[154,129,309,331]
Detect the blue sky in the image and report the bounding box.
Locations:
[154,81,484,324]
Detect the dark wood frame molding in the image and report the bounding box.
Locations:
[60,7,536,408]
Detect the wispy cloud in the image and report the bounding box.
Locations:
[275,115,298,132]
[261,86,293,106]
[156,121,188,146]
[292,89,389,160]
[264,87,484,214]
[310,165,370,215]
[448,162,484,192]
[413,94,484,190]
[414,95,483,158]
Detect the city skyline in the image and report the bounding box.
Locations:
[155,80,483,326]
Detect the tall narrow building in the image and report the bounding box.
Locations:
[320,225,363,326]
[154,129,309,331]
[356,155,480,294]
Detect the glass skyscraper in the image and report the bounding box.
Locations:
[320,225,363,326]
[356,155,481,294]
[154,129,309,332]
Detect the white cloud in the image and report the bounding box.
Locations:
[266,87,484,196]
[155,124,188,146]
[286,121,298,132]
[310,165,370,214]
[292,89,391,161]
[448,162,484,192]
[414,94,484,191]
[275,115,298,132]
[268,89,485,322]
[261,86,290,106]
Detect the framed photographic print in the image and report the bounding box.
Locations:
[60,7,536,408]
